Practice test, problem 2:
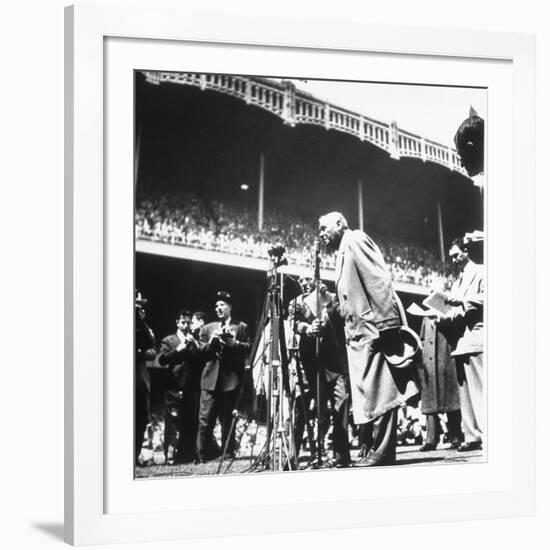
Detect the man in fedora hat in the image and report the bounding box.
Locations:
[196,291,251,463]
[318,212,419,466]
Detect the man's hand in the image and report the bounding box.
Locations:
[445,297,464,307]
[177,333,197,351]
[184,334,198,350]
[144,348,157,361]
[307,319,321,335]
[219,329,237,347]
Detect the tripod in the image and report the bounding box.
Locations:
[251,253,296,471]
[217,251,306,473]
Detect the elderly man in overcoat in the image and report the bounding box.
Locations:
[318,212,419,466]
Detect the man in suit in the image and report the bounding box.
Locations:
[157,309,201,464]
[196,291,251,463]
[318,212,419,466]
[443,238,484,451]
[134,291,156,464]
[290,276,351,467]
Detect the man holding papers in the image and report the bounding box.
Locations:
[444,238,485,452]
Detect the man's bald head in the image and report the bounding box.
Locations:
[318,211,349,251]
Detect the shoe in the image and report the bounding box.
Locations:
[363,458,392,467]
[449,440,461,450]
[419,442,437,452]
[353,455,370,467]
[354,454,393,467]
[458,441,482,452]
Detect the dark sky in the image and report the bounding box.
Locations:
[135,71,483,253]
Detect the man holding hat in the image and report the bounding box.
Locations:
[318,212,420,466]
[196,291,251,462]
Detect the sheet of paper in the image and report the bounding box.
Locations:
[422,289,451,316]
[406,302,438,317]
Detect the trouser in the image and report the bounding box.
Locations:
[360,407,398,465]
[294,371,350,464]
[424,410,463,445]
[326,373,351,463]
[196,389,238,459]
[455,353,484,444]
[135,386,150,463]
[164,387,200,461]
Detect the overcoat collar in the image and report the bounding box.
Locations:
[334,230,351,289]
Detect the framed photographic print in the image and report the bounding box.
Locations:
[65,0,535,545]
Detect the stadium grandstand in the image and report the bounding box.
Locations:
[135,190,455,289]
[134,70,483,338]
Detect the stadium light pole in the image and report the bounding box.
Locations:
[258,153,265,231]
[437,201,445,262]
[358,180,364,232]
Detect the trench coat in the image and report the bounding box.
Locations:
[418,316,460,414]
[335,229,419,424]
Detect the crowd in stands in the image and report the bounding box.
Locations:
[135,191,456,289]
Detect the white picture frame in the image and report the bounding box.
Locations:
[65,0,535,545]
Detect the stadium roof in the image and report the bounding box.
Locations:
[142,71,472,178]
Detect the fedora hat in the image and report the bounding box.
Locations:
[216,290,232,305]
[382,326,422,368]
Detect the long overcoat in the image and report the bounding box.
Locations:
[418,317,460,414]
[335,229,419,424]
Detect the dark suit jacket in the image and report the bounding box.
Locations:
[157,333,200,390]
[290,293,348,380]
[199,320,251,392]
[135,319,155,393]
[334,229,419,423]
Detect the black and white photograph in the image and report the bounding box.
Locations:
[133,71,486,479]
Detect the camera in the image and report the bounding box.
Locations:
[268,244,286,258]
[267,243,288,267]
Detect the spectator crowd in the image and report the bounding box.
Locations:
[135,191,456,289]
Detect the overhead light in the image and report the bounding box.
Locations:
[240,184,249,191]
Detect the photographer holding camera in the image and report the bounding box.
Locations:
[157,309,202,464]
[196,291,251,463]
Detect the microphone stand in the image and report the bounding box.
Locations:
[311,239,332,469]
